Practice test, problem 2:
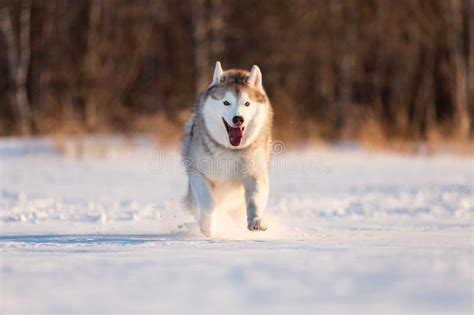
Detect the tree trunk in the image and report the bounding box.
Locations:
[448,0,471,140]
[83,0,102,130]
[0,1,33,135]
[466,0,474,137]
[209,0,225,62]
[191,0,210,95]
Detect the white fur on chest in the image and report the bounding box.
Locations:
[201,145,269,184]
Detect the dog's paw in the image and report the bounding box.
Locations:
[199,212,216,237]
[199,219,215,237]
[247,217,267,231]
[199,222,214,237]
[200,226,213,237]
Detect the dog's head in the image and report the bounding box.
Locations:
[201,62,271,149]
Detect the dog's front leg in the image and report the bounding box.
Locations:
[188,171,217,237]
[244,174,269,231]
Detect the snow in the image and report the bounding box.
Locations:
[0,136,472,313]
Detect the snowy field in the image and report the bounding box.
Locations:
[0,136,472,314]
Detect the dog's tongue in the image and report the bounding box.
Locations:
[228,127,243,146]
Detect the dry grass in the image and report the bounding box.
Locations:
[29,108,472,157]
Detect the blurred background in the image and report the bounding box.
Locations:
[0,0,472,150]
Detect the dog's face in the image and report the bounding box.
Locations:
[201,62,270,149]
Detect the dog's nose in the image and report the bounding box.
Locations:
[232,115,244,126]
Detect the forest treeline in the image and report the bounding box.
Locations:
[0,0,472,146]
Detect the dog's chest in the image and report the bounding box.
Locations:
[203,147,268,183]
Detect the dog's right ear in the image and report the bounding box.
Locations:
[211,61,223,85]
[248,65,263,89]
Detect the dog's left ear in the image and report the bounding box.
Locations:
[211,61,223,85]
[248,65,263,89]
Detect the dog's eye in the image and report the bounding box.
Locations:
[245,101,250,107]
[223,100,230,106]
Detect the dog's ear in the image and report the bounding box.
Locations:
[211,61,223,85]
[248,65,263,89]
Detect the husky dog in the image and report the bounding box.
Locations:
[181,62,273,237]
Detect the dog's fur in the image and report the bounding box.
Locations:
[181,62,273,236]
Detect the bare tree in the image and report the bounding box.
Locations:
[82,0,158,130]
[466,0,474,137]
[191,0,210,95]
[209,0,225,63]
[0,0,32,135]
[83,0,102,130]
[191,0,226,95]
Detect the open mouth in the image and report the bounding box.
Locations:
[222,117,245,147]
